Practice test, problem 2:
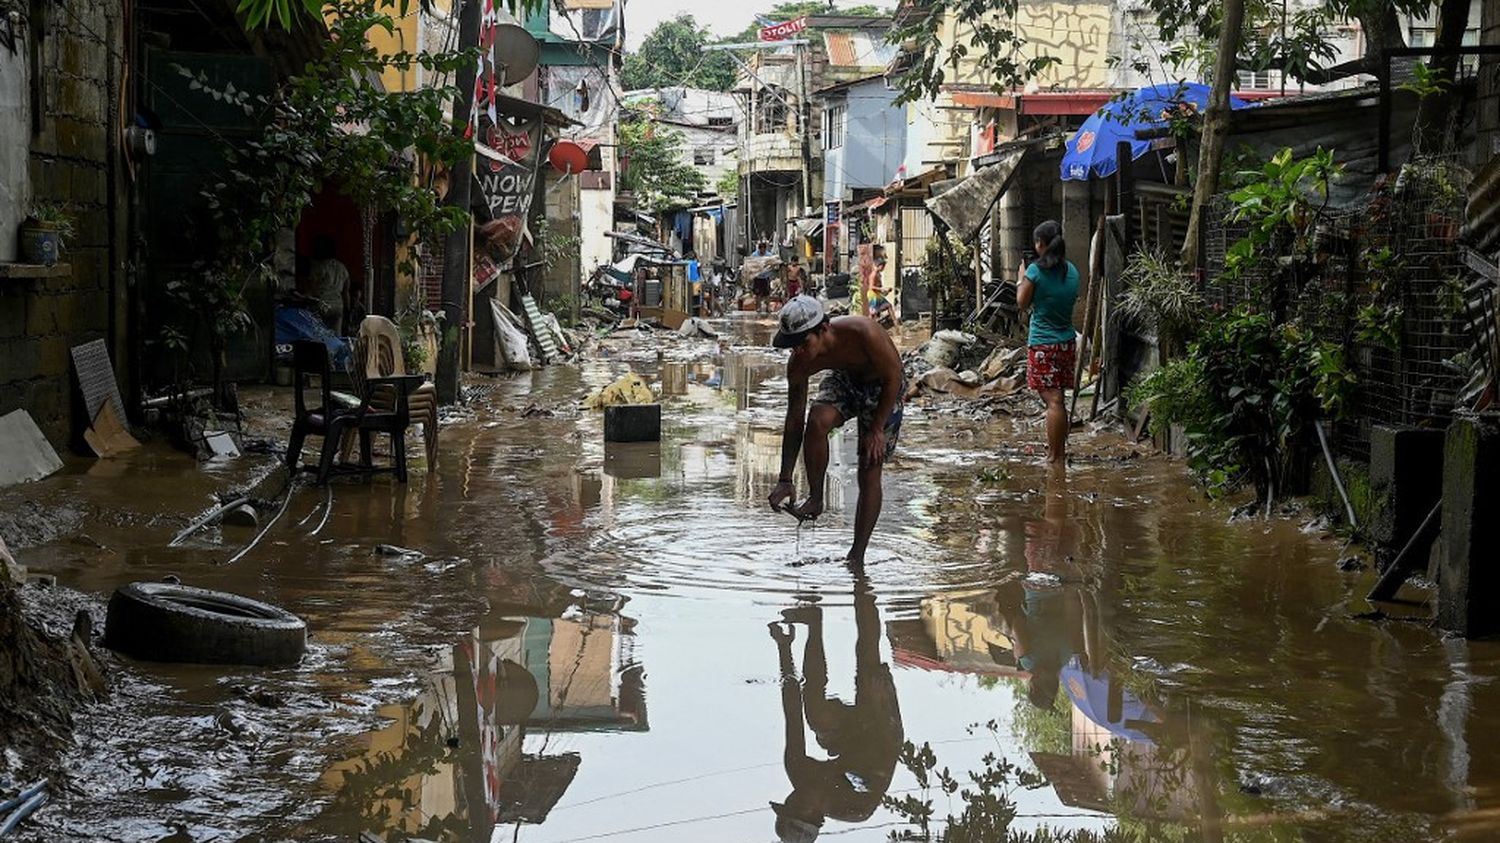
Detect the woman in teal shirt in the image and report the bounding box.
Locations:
[1016,220,1080,464]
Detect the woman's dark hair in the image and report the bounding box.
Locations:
[1033,220,1065,270]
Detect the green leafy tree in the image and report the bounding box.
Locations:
[235,0,545,30]
[716,168,740,199]
[622,15,737,91]
[618,119,708,213]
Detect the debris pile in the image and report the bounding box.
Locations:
[903,331,1036,414]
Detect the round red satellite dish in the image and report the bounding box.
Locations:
[549,139,590,174]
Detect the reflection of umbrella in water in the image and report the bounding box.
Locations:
[1059,663,1157,744]
[1060,82,1254,181]
[496,658,541,725]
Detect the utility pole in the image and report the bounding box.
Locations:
[796,42,812,215]
[437,0,480,404]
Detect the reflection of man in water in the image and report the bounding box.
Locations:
[767,576,903,842]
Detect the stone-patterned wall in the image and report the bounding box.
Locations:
[0,0,126,449]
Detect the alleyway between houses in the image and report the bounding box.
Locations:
[7,318,1500,843]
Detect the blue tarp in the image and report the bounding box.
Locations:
[275,306,351,371]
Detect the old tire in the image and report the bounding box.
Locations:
[105,582,306,667]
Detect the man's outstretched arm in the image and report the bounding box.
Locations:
[769,365,809,511]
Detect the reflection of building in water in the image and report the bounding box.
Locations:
[734,422,848,511]
[889,590,1196,823]
[721,350,782,413]
[321,606,646,838]
[886,589,1024,678]
[520,611,647,731]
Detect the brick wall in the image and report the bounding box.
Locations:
[0,0,126,450]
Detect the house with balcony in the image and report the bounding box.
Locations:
[733,15,896,255]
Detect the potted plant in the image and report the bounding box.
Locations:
[18,203,76,266]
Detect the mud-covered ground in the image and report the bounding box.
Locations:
[4,315,1499,843]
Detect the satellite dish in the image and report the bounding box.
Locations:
[492,23,541,85]
[549,139,590,174]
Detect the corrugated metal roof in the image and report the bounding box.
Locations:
[826,31,858,66]
[823,30,897,67]
[1465,154,1500,253]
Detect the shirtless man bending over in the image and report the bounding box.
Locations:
[767,296,906,567]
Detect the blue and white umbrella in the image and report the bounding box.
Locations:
[1061,82,1254,181]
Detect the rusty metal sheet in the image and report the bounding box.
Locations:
[924,146,1028,243]
[825,31,857,66]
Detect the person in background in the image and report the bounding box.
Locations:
[1017,220,1080,464]
[310,236,351,336]
[345,284,368,337]
[785,254,807,300]
[751,239,776,313]
[685,251,705,316]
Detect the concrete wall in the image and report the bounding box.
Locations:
[935,3,1113,90]
[579,186,613,268]
[902,92,970,175]
[0,1,126,449]
[671,123,737,194]
[0,46,29,263]
[823,79,905,202]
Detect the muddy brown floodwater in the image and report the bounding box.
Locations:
[10,315,1500,843]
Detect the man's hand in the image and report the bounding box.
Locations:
[863,427,887,467]
[768,621,795,645]
[769,480,796,513]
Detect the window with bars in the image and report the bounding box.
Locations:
[693,146,716,166]
[757,93,788,134]
[900,208,933,267]
[824,103,846,149]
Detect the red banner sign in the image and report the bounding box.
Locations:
[758,16,808,41]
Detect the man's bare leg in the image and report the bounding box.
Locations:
[848,431,883,566]
[792,404,843,521]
